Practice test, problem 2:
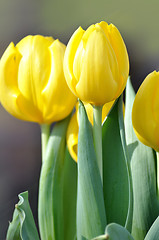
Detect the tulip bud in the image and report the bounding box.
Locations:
[64,21,129,106]
[67,101,114,161]
[132,71,159,151]
[0,35,77,123]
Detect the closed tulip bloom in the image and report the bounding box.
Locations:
[67,101,114,161]
[0,35,77,124]
[132,71,159,151]
[64,21,129,106]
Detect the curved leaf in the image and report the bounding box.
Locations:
[105,223,134,240]
[102,96,131,229]
[77,100,106,240]
[7,191,39,240]
[6,208,21,240]
[144,217,159,240]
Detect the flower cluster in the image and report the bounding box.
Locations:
[1,21,159,240]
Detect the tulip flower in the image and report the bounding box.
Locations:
[67,100,114,161]
[0,35,77,124]
[64,21,129,106]
[132,71,159,152]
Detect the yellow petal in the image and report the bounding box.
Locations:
[0,42,26,120]
[132,71,159,151]
[67,110,78,162]
[75,28,120,105]
[102,100,115,123]
[16,94,43,122]
[63,27,85,95]
[134,128,159,151]
[73,25,96,82]
[99,21,129,83]
[17,35,54,112]
[0,42,46,122]
[42,39,77,123]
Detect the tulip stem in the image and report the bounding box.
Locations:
[40,124,51,162]
[93,105,103,183]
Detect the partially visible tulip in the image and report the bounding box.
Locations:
[67,100,114,161]
[64,21,129,106]
[132,71,159,151]
[0,35,77,124]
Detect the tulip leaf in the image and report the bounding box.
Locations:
[6,208,21,240]
[6,191,39,240]
[63,147,77,240]
[38,116,70,240]
[77,100,106,240]
[125,77,159,240]
[117,95,133,232]
[104,223,134,240]
[144,217,159,240]
[91,223,134,240]
[102,96,131,229]
[81,237,88,240]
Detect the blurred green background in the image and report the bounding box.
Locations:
[0,0,159,239]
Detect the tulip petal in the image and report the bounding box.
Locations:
[99,21,129,83]
[102,100,115,122]
[42,39,77,123]
[16,35,53,111]
[16,94,43,122]
[64,27,85,95]
[0,42,26,120]
[66,112,78,162]
[132,71,159,151]
[73,25,95,81]
[76,29,120,105]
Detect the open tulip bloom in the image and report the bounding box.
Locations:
[1,22,159,240]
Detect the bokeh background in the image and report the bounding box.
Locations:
[0,0,159,239]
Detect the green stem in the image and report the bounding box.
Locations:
[40,124,51,162]
[156,152,159,198]
[93,105,103,183]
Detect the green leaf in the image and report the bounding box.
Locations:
[118,95,133,232]
[81,237,88,240]
[104,223,134,240]
[6,208,21,240]
[125,77,159,240]
[38,116,70,240]
[102,96,132,230]
[63,147,77,240]
[77,100,106,240]
[7,191,39,240]
[144,217,159,240]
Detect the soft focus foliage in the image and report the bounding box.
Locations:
[0,35,77,124]
[64,21,129,106]
[132,71,159,152]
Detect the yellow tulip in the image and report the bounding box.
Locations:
[132,71,159,152]
[64,21,129,106]
[67,101,114,161]
[0,35,77,124]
